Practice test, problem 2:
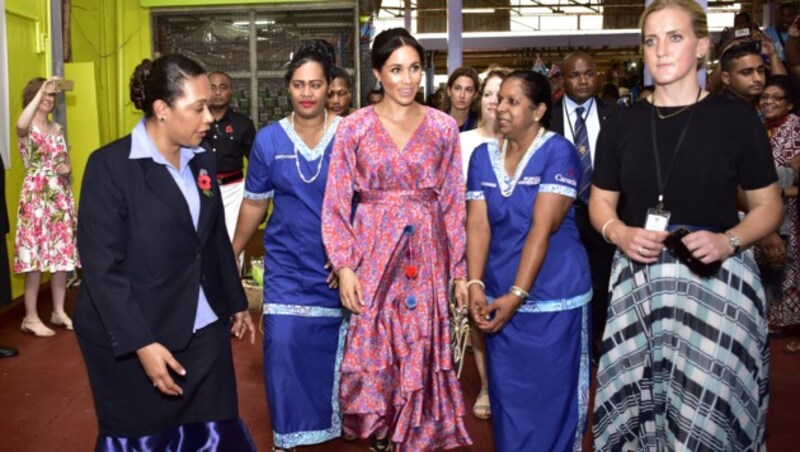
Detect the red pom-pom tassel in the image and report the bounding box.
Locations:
[404,264,418,279]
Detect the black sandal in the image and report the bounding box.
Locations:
[370,436,393,452]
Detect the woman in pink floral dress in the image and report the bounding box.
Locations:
[321,28,471,451]
[14,77,79,337]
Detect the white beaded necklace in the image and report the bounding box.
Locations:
[499,126,545,198]
[290,109,327,184]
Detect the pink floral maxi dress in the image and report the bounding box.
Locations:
[322,106,471,451]
[14,125,80,273]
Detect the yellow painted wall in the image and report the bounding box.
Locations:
[4,0,50,299]
[70,0,151,145]
[64,62,100,204]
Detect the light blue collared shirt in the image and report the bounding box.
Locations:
[130,120,218,332]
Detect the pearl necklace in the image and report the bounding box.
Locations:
[499,126,545,198]
[290,109,327,184]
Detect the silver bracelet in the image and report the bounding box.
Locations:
[466,279,485,290]
[601,218,619,244]
[509,285,529,299]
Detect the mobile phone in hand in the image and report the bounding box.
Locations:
[663,228,721,277]
[54,79,74,92]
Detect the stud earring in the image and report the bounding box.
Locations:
[159,117,165,122]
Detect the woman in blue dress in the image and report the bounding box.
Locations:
[231,41,343,451]
[466,70,592,452]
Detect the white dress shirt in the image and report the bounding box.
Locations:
[561,96,600,163]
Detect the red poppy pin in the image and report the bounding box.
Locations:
[225,125,233,134]
[197,169,213,197]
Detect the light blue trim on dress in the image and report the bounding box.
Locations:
[262,303,345,318]
[487,131,555,197]
[278,116,341,161]
[488,289,592,313]
[539,183,576,199]
[244,189,273,200]
[273,317,348,448]
[573,304,590,452]
[466,190,485,201]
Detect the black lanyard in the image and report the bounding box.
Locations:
[564,98,594,143]
[649,88,701,211]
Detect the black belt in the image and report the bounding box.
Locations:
[216,169,244,185]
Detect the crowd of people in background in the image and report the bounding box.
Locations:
[5,0,800,451]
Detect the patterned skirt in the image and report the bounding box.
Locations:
[339,190,471,451]
[593,250,769,451]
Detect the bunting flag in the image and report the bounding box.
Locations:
[532,55,548,76]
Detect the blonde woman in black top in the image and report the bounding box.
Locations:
[589,0,782,449]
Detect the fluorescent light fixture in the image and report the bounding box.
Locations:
[464,8,495,14]
[232,20,276,27]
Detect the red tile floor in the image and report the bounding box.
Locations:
[1,243,799,451]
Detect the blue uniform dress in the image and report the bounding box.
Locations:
[466,132,592,452]
[244,116,345,448]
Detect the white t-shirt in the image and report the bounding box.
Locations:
[459,129,495,181]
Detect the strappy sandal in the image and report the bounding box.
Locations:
[51,311,73,330]
[473,386,491,420]
[21,318,55,337]
[370,436,393,452]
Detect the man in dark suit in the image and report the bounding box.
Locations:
[1,156,19,358]
[550,51,617,360]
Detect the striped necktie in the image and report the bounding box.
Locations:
[574,106,592,203]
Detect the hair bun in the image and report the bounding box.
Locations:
[295,40,336,68]
[130,59,153,111]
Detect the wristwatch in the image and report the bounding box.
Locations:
[725,231,742,254]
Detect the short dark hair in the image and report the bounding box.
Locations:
[602,83,620,99]
[765,74,800,112]
[503,70,553,128]
[371,28,425,71]
[130,54,206,118]
[330,66,353,91]
[720,40,761,72]
[285,40,336,85]
[734,12,751,23]
[208,71,232,83]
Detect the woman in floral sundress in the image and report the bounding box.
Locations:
[14,77,79,337]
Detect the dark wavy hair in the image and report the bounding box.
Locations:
[130,54,206,118]
[285,40,336,85]
[22,77,47,108]
[441,66,480,113]
[371,28,425,70]
[503,70,553,128]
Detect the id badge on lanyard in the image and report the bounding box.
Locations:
[645,206,670,232]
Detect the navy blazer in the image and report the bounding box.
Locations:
[74,136,247,358]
